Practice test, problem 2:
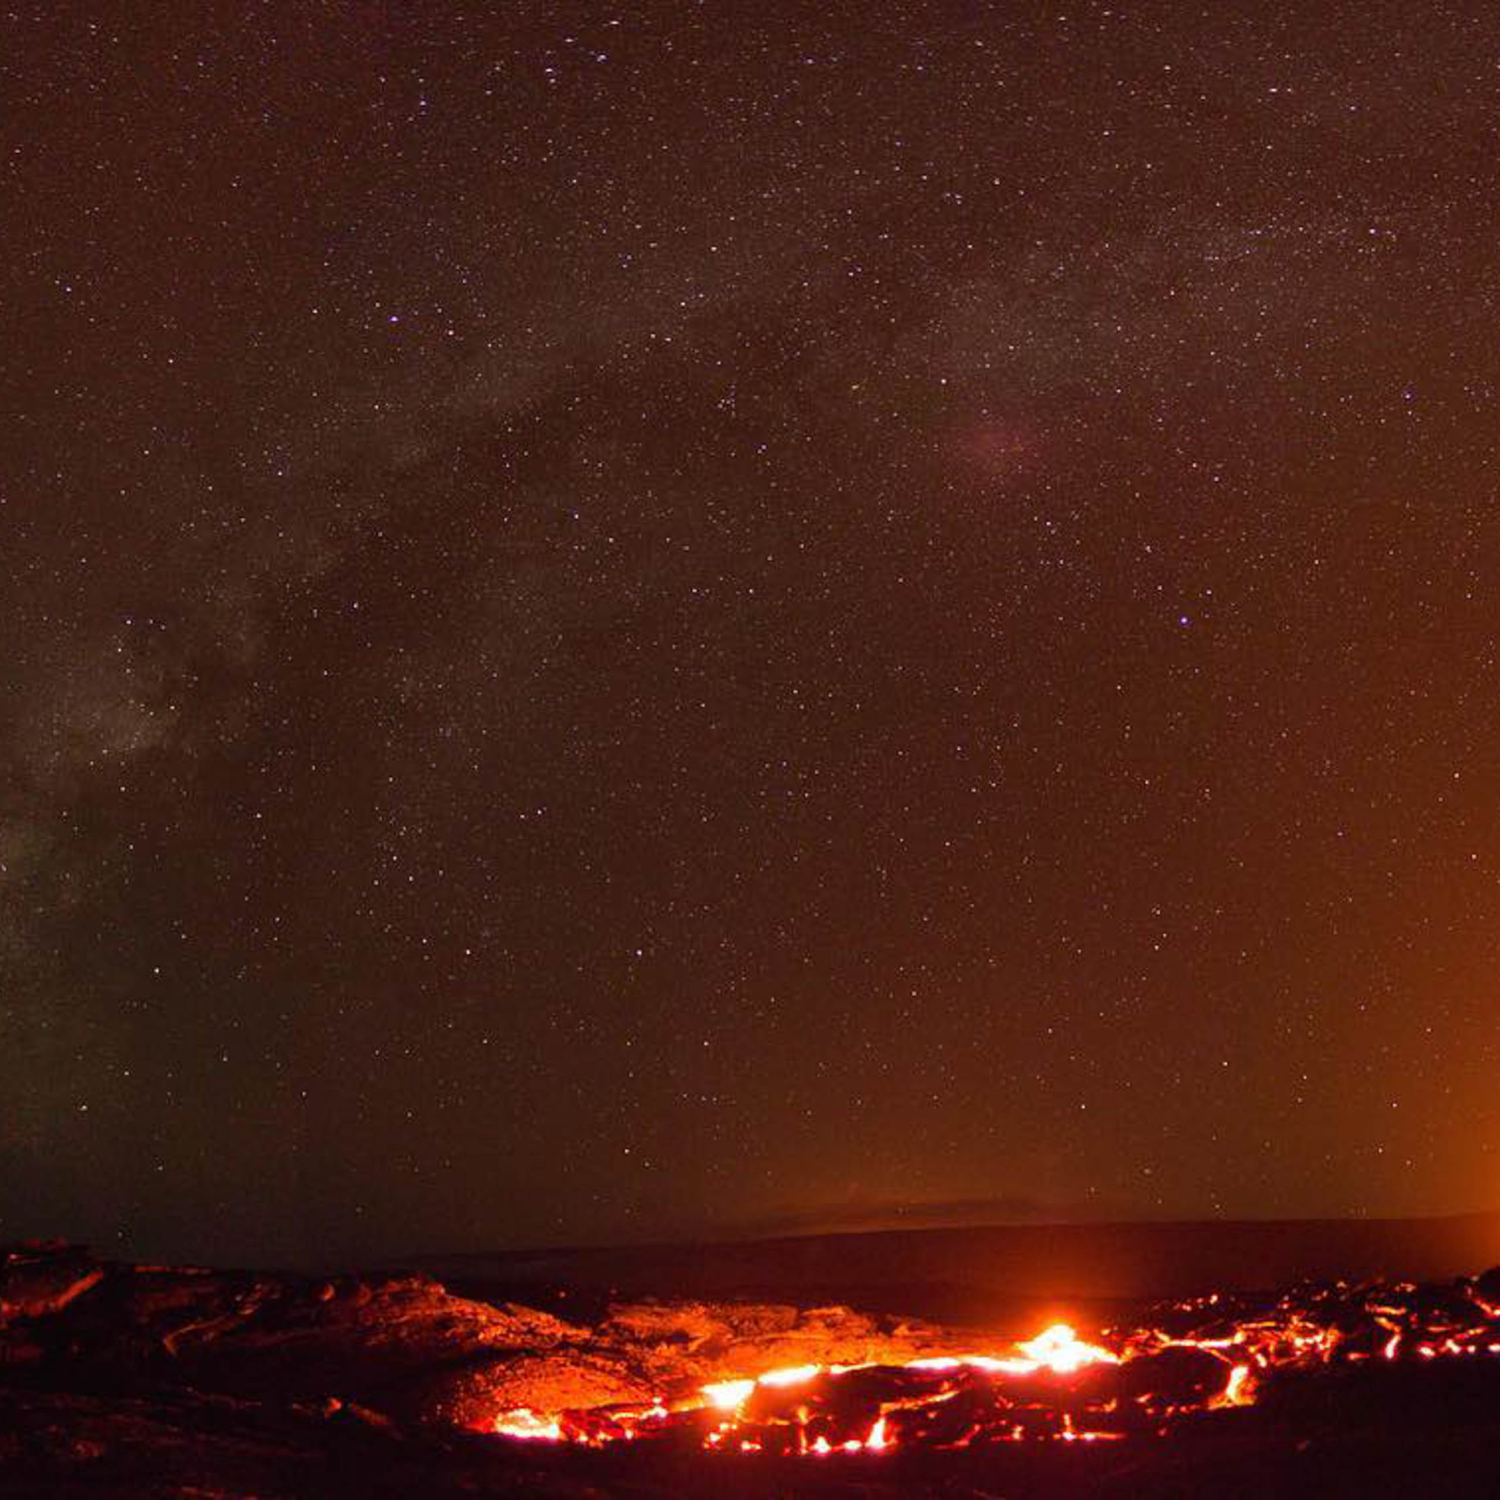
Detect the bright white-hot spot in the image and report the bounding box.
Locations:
[757,1362,823,1387]
[1014,1322,1119,1375]
[701,1378,756,1410]
[1215,1363,1254,1407]
[493,1407,562,1440]
[911,1324,1116,1378]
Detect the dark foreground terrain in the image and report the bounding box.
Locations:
[3,1228,1500,1496]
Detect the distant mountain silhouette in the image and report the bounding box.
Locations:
[406,1210,1500,1325]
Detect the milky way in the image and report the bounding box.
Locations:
[3,2,1500,1265]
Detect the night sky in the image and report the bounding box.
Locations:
[5,2,1500,1269]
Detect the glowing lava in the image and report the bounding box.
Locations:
[701,1377,756,1410]
[489,1278,1500,1458]
[1015,1322,1118,1374]
[491,1407,562,1441]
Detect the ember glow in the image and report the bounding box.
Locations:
[490,1277,1500,1457]
[491,1407,562,1441]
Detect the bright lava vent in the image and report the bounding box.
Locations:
[491,1280,1500,1457]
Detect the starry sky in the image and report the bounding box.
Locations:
[4,1,1500,1268]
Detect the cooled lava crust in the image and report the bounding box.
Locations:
[4,1241,1500,1495]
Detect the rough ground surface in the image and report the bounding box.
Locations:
[0,1242,973,1427]
[5,1242,1500,1496]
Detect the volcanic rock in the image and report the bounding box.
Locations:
[8,1242,1500,1496]
[24,1251,593,1423]
[0,1243,105,1323]
[422,1297,970,1428]
[0,1244,971,1434]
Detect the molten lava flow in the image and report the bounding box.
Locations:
[756,1362,823,1386]
[1211,1363,1254,1408]
[1015,1322,1117,1374]
[908,1322,1116,1378]
[489,1276,1500,1458]
[701,1377,756,1410]
[492,1407,562,1441]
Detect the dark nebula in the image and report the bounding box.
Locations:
[3,2,1499,1266]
